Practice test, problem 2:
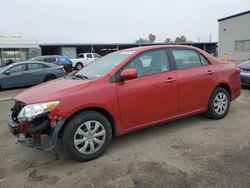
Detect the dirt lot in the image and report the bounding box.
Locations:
[0,88,250,188]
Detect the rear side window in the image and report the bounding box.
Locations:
[172,49,202,69]
[199,54,209,65]
[78,54,84,58]
[86,54,93,58]
[28,63,45,70]
[44,57,57,63]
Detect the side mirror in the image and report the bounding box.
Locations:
[4,71,10,75]
[120,69,137,81]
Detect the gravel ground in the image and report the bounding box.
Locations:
[0,89,250,188]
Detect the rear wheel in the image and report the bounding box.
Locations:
[44,75,57,82]
[63,111,112,162]
[76,62,84,70]
[242,85,250,89]
[204,87,230,119]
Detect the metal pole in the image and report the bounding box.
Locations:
[204,44,206,52]
[0,48,3,66]
[14,49,16,61]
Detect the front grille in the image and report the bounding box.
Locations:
[11,101,26,122]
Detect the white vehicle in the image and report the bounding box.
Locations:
[71,53,101,70]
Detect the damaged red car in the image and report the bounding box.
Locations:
[8,45,241,161]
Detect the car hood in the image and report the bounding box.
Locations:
[238,61,250,70]
[15,78,92,104]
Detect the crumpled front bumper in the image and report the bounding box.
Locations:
[7,112,20,135]
[7,111,65,152]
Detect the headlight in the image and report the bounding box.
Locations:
[17,101,60,122]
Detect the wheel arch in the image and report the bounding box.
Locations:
[75,62,83,66]
[214,83,232,100]
[43,74,57,82]
[59,106,117,138]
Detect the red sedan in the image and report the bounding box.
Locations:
[8,45,241,161]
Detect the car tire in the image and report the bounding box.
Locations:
[76,62,84,70]
[242,85,250,89]
[62,111,112,162]
[204,87,230,120]
[44,75,57,82]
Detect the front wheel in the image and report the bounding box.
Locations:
[204,87,230,120]
[63,111,112,162]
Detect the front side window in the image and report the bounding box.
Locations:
[76,50,135,79]
[94,54,101,58]
[124,50,170,77]
[172,49,202,69]
[8,64,26,73]
[28,63,45,70]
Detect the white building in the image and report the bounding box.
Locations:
[218,10,250,62]
[0,36,41,66]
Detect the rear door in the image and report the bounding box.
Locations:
[170,48,217,113]
[26,63,47,84]
[117,49,179,130]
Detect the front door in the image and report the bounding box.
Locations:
[2,64,28,88]
[117,49,179,130]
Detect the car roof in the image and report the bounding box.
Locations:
[7,61,55,67]
[122,45,202,53]
[34,55,68,58]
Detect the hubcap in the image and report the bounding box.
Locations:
[74,121,106,154]
[77,64,83,70]
[213,92,228,115]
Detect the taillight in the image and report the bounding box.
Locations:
[235,67,240,73]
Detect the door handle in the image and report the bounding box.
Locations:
[207,70,215,75]
[165,77,176,83]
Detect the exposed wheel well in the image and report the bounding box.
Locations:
[60,107,116,138]
[216,83,231,99]
[44,74,57,82]
[75,62,83,66]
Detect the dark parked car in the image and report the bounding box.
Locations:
[238,60,250,88]
[0,61,66,89]
[31,55,73,73]
[8,45,240,161]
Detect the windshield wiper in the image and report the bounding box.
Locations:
[75,74,88,79]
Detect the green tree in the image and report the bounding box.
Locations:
[164,38,173,43]
[175,35,187,43]
[148,33,156,43]
[135,38,148,44]
[135,33,156,43]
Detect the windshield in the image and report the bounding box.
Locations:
[76,50,135,79]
